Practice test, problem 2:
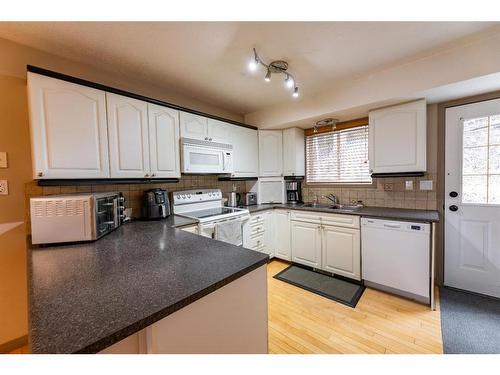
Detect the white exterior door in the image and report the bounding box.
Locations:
[321,225,361,280]
[445,99,500,298]
[259,130,283,177]
[179,112,208,140]
[274,210,291,261]
[291,220,322,268]
[107,93,150,178]
[27,72,110,179]
[148,104,180,178]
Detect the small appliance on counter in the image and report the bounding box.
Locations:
[285,177,303,204]
[30,192,125,245]
[226,191,241,207]
[143,189,170,219]
[240,192,257,206]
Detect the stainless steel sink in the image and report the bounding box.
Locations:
[301,203,362,211]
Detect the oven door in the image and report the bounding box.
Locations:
[182,144,227,174]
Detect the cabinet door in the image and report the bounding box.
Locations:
[368,99,426,174]
[230,126,258,178]
[262,211,275,258]
[291,220,322,268]
[321,225,361,280]
[148,104,181,178]
[283,128,305,177]
[107,93,150,178]
[207,118,230,143]
[27,72,110,179]
[258,130,283,177]
[274,210,291,261]
[179,112,208,140]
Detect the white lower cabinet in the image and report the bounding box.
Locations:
[290,220,322,268]
[243,210,274,258]
[290,212,361,280]
[274,210,291,261]
[321,225,361,280]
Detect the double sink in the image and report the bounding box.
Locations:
[301,203,362,212]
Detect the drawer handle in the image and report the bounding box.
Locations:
[383,224,401,229]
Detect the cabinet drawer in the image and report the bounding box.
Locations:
[320,213,360,229]
[246,234,265,250]
[290,211,321,224]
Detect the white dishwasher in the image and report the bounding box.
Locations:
[361,218,430,304]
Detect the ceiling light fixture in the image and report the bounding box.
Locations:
[248,48,299,98]
[315,118,339,131]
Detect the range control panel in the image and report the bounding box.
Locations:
[172,189,223,205]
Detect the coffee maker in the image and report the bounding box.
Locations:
[285,179,303,204]
[143,189,170,219]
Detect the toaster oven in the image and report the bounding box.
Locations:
[30,192,125,245]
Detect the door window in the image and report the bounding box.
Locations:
[462,115,500,204]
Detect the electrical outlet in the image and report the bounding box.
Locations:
[0,152,7,168]
[0,180,8,195]
[419,180,433,191]
[383,183,394,192]
[405,180,414,191]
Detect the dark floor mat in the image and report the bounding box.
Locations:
[440,287,500,354]
[273,265,365,308]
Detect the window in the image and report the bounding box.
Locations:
[306,125,372,184]
[462,115,500,204]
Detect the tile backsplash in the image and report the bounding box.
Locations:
[302,173,437,210]
[24,176,248,233]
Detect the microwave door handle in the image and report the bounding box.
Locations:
[160,204,166,217]
[113,198,118,228]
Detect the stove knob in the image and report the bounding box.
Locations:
[187,194,191,199]
[182,194,186,199]
[208,192,212,197]
[176,195,180,199]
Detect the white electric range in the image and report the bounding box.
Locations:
[172,189,250,243]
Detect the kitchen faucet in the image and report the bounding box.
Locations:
[325,194,339,205]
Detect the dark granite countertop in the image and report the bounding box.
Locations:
[27,215,269,354]
[239,203,439,222]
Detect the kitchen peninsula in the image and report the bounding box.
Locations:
[27,216,269,354]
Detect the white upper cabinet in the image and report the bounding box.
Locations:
[106,93,150,178]
[230,126,258,178]
[27,72,110,179]
[283,127,305,177]
[148,103,181,178]
[207,119,231,143]
[368,99,427,174]
[179,112,207,140]
[258,130,283,177]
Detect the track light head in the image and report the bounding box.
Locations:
[285,75,294,88]
[292,87,299,98]
[264,69,271,82]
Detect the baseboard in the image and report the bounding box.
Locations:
[0,335,28,354]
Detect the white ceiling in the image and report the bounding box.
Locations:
[0,22,497,117]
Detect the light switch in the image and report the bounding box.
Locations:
[405,180,414,190]
[0,180,8,195]
[0,152,7,168]
[420,180,433,191]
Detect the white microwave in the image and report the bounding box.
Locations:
[181,138,233,174]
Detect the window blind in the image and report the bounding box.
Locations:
[306,125,371,184]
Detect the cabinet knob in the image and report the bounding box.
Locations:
[37,172,43,177]
[204,137,208,140]
[151,173,156,177]
[145,173,149,178]
[209,138,212,141]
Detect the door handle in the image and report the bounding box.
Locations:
[449,205,459,212]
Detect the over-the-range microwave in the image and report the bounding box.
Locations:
[181,138,233,174]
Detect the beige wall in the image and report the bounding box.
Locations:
[304,104,439,211]
[0,75,32,348]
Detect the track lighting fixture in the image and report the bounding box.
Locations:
[247,48,299,98]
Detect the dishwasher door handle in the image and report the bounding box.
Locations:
[383,223,401,229]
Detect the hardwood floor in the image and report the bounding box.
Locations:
[268,259,443,354]
[8,260,443,355]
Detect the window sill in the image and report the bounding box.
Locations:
[305,182,376,189]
